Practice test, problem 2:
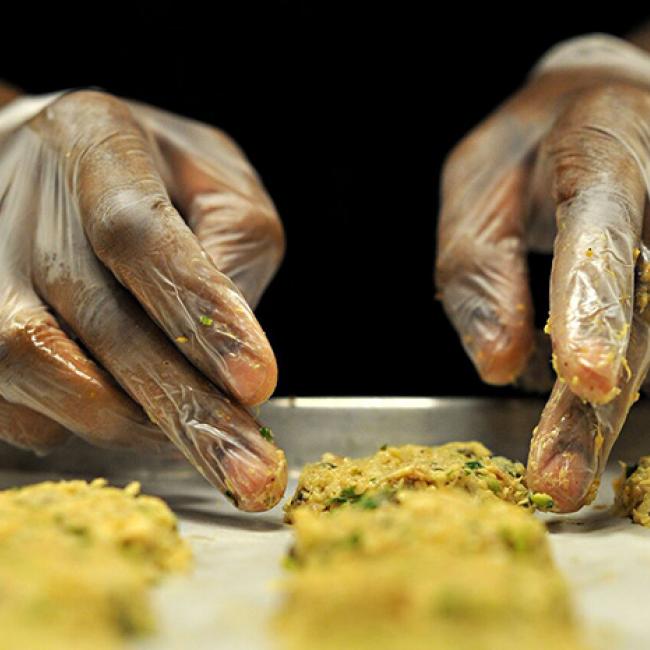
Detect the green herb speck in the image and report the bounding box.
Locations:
[530,492,554,510]
[500,528,529,554]
[465,460,483,470]
[328,486,362,506]
[282,554,299,570]
[259,426,274,442]
[486,476,501,494]
[199,315,214,327]
[357,495,379,510]
[345,532,362,548]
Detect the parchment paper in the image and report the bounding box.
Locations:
[2,398,649,650]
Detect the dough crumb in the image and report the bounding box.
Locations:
[615,457,650,527]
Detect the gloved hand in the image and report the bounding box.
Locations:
[0,88,287,512]
[436,34,650,512]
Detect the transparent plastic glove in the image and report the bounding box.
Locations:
[0,89,287,512]
[436,35,650,511]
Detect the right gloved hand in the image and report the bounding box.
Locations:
[0,88,287,512]
[436,34,650,512]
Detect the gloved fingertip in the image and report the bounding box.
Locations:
[445,286,533,385]
[470,329,533,385]
[223,349,278,406]
[221,446,288,512]
[528,388,602,512]
[528,450,598,513]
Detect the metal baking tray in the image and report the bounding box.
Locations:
[2,397,650,650]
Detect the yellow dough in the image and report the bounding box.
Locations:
[285,441,552,521]
[278,443,583,650]
[0,478,190,650]
[288,489,550,566]
[616,456,650,526]
[276,489,586,650]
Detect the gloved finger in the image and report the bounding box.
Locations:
[0,397,70,455]
[528,308,650,512]
[0,305,167,452]
[32,241,287,512]
[436,111,538,384]
[528,236,650,512]
[136,104,285,308]
[34,91,276,406]
[543,85,650,404]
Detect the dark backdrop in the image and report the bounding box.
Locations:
[3,4,648,397]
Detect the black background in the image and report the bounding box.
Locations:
[3,4,648,398]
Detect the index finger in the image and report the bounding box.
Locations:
[35,91,276,407]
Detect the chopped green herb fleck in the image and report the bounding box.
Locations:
[282,554,299,570]
[199,315,214,327]
[328,486,363,506]
[259,426,274,442]
[65,525,89,538]
[493,456,523,477]
[486,476,501,494]
[530,492,554,510]
[465,460,483,470]
[344,532,362,548]
[500,528,529,554]
[354,489,397,510]
[379,444,388,451]
[356,495,379,510]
